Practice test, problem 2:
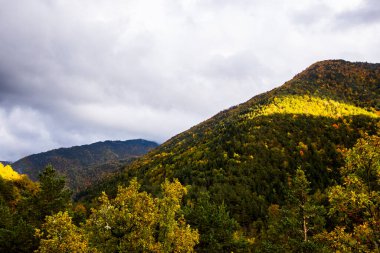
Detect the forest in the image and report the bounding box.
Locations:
[0,134,379,252]
[1,60,380,252]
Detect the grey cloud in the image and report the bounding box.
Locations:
[0,0,379,161]
[202,52,268,81]
[290,3,333,28]
[336,0,380,27]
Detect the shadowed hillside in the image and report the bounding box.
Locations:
[12,139,158,191]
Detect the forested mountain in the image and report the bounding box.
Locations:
[12,139,158,191]
[79,60,380,251]
[1,60,379,252]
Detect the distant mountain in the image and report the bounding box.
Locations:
[81,60,380,228]
[12,139,158,191]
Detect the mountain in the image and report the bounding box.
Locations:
[12,139,158,191]
[81,60,380,229]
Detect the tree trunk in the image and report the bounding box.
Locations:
[303,214,308,242]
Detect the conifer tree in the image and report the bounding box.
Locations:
[24,165,72,226]
[259,168,325,252]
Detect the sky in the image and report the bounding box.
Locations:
[0,0,380,161]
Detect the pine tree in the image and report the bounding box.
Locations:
[23,165,72,226]
[259,168,325,252]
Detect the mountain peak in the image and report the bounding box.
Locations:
[274,60,380,109]
[297,59,379,79]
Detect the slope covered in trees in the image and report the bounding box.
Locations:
[78,60,380,250]
[2,134,378,252]
[12,139,158,191]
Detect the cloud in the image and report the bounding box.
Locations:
[336,0,380,27]
[0,0,379,161]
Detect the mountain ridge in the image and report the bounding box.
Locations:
[12,139,159,191]
[162,59,379,146]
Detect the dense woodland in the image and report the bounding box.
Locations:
[1,60,380,252]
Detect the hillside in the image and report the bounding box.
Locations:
[82,60,380,228]
[12,139,158,191]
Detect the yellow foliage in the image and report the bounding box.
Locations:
[0,162,21,180]
[244,95,378,120]
[35,211,93,253]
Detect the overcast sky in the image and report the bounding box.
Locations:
[1,0,379,161]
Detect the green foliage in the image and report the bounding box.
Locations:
[0,173,39,252]
[183,191,249,252]
[318,135,380,252]
[38,165,72,211]
[288,168,326,242]
[0,165,72,252]
[23,165,72,226]
[85,178,199,252]
[125,112,377,228]
[0,202,36,253]
[257,168,326,252]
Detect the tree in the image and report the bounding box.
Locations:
[0,163,21,180]
[258,168,325,252]
[183,191,248,252]
[23,165,72,226]
[37,165,72,215]
[0,199,36,253]
[35,211,92,253]
[157,179,200,252]
[0,171,40,252]
[85,178,199,252]
[288,168,325,244]
[85,180,159,252]
[319,135,380,252]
